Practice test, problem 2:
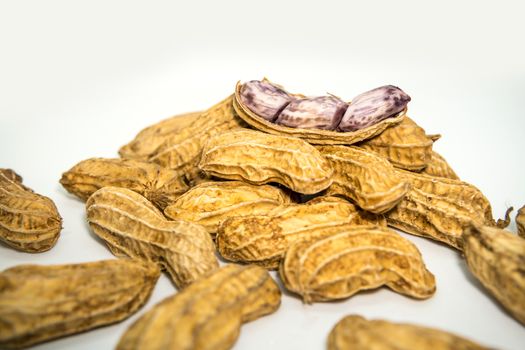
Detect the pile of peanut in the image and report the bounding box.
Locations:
[1,79,523,349]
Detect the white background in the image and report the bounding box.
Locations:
[1,1,525,349]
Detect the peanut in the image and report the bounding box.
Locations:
[516,205,524,238]
[116,264,281,350]
[148,95,246,183]
[0,259,160,349]
[234,81,406,145]
[421,150,459,179]
[0,169,62,252]
[318,145,410,213]
[86,186,218,288]
[386,169,505,250]
[239,80,293,121]
[357,116,434,171]
[163,181,290,234]
[199,129,333,194]
[463,222,525,325]
[328,315,489,350]
[119,111,202,160]
[280,225,435,302]
[217,196,386,269]
[275,96,347,130]
[60,158,188,209]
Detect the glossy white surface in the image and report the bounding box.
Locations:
[1,1,524,349]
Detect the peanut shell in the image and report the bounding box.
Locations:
[163,181,290,234]
[463,222,525,325]
[328,315,489,350]
[199,129,333,194]
[86,186,218,288]
[0,259,160,349]
[0,169,62,252]
[386,169,503,250]
[116,264,281,350]
[148,95,246,183]
[217,196,386,269]
[318,145,410,213]
[357,116,434,171]
[233,81,406,145]
[421,150,459,180]
[280,225,435,302]
[60,158,188,209]
[119,111,202,160]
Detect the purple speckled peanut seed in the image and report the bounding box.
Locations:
[275,96,348,131]
[338,85,411,132]
[240,80,293,122]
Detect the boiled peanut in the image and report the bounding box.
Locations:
[217,196,385,269]
[148,95,246,183]
[328,315,489,350]
[116,264,281,350]
[86,186,218,288]
[318,145,410,213]
[199,129,333,194]
[386,169,506,250]
[0,259,160,349]
[60,158,188,209]
[357,116,434,171]
[421,150,459,179]
[163,181,290,234]
[280,225,435,302]
[119,111,202,160]
[463,222,525,325]
[0,169,62,252]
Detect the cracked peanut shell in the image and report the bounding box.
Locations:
[119,111,202,160]
[318,145,410,214]
[328,315,489,350]
[199,129,333,194]
[60,158,188,209]
[86,186,218,288]
[463,222,525,325]
[0,169,62,252]
[217,196,385,269]
[0,259,160,349]
[280,225,435,302]
[233,80,406,145]
[148,95,246,183]
[163,181,291,235]
[357,116,434,171]
[116,264,281,350]
[386,169,504,250]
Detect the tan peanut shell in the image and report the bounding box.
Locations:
[280,225,435,302]
[0,259,160,349]
[421,150,460,180]
[60,158,188,209]
[119,111,202,160]
[516,205,525,238]
[233,81,406,145]
[116,264,281,350]
[318,145,410,213]
[148,95,246,182]
[86,186,218,288]
[357,116,434,171]
[0,169,62,252]
[199,129,333,194]
[164,181,291,234]
[328,315,489,350]
[463,222,525,325]
[217,196,386,269]
[386,169,502,250]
